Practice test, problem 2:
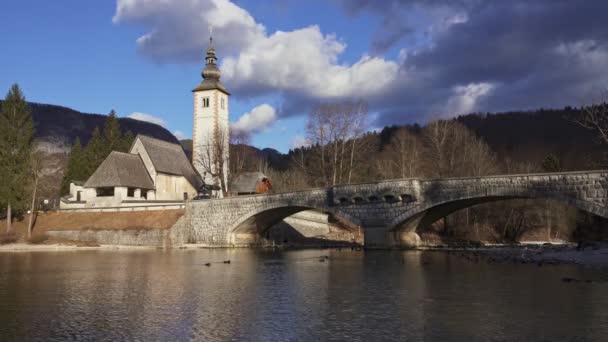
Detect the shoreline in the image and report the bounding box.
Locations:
[436,244,608,268]
[2,242,608,268]
[0,243,160,252]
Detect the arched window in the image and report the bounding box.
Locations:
[202,97,210,108]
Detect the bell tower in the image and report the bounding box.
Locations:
[192,32,230,196]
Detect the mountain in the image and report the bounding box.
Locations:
[0,101,178,152]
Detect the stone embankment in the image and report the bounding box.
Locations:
[2,210,184,248]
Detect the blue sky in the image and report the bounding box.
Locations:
[2,0,608,152]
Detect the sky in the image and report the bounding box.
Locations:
[1,0,608,152]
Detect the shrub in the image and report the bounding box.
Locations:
[27,234,48,244]
[0,232,18,245]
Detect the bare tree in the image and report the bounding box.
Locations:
[422,119,455,178]
[27,151,44,239]
[422,120,498,178]
[265,167,309,193]
[230,129,252,177]
[195,126,229,197]
[577,91,608,144]
[305,100,369,186]
[377,128,423,179]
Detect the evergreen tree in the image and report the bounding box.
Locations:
[541,154,561,172]
[83,126,106,177]
[60,137,84,195]
[0,84,34,232]
[120,130,135,152]
[103,109,121,154]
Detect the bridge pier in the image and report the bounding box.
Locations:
[362,226,421,249]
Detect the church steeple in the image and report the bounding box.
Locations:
[191,29,230,197]
[193,31,229,94]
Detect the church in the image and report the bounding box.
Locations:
[61,35,231,209]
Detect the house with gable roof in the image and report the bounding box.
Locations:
[62,134,203,208]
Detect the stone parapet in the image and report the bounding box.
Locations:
[169,171,608,249]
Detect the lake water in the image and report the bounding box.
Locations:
[1,249,607,341]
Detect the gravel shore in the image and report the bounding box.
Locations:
[444,243,608,268]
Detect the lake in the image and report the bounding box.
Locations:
[1,249,607,341]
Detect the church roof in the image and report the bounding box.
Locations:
[192,35,230,95]
[230,172,268,194]
[135,135,204,190]
[192,79,230,95]
[84,151,154,190]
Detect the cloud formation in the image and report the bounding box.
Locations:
[290,135,309,149]
[127,112,167,127]
[232,104,277,134]
[339,0,608,125]
[116,0,608,128]
[113,0,264,61]
[114,0,398,115]
[173,130,187,140]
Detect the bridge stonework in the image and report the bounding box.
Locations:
[169,171,608,248]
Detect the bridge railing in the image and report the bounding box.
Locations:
[192,170,607,204]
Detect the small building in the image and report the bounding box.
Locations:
[61,135,203,208]
[230,172,272,196]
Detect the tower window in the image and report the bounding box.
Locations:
[221,98,225,109]
[202,97,210,108]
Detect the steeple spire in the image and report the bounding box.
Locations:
[209,24,213,47]
[192,29,229,94]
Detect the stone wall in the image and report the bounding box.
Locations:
[48,229,169,247]
[170,170,608,249]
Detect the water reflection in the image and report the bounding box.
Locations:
[1,249,607,341]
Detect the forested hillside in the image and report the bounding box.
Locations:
[378,107,603,173]
[0,101,178,148]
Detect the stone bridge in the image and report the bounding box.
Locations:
[169,170,608,248]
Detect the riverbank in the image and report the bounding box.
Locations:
[439,243,608,268]
[0,241,160,252]
[2,240,608,268]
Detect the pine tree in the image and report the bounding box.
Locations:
[60,137,84,195]
[120,130,135,152]
[103,110,121,154]
[0,84,34,233]
[541,154,561,173]
[83,126,106,177]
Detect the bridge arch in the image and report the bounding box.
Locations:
[228,202,362,245]
[388,191,607,235]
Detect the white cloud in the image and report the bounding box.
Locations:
[290,135,309,149]
[114,0,399,100]
[444,82,495,116]
[128,112,167,127]
[232,104,277,134]
[173,130,187,140]
[114,0,264,61]
[222,26,399,98]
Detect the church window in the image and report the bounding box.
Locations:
[202,97,210,108]
[221,97,225,109]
